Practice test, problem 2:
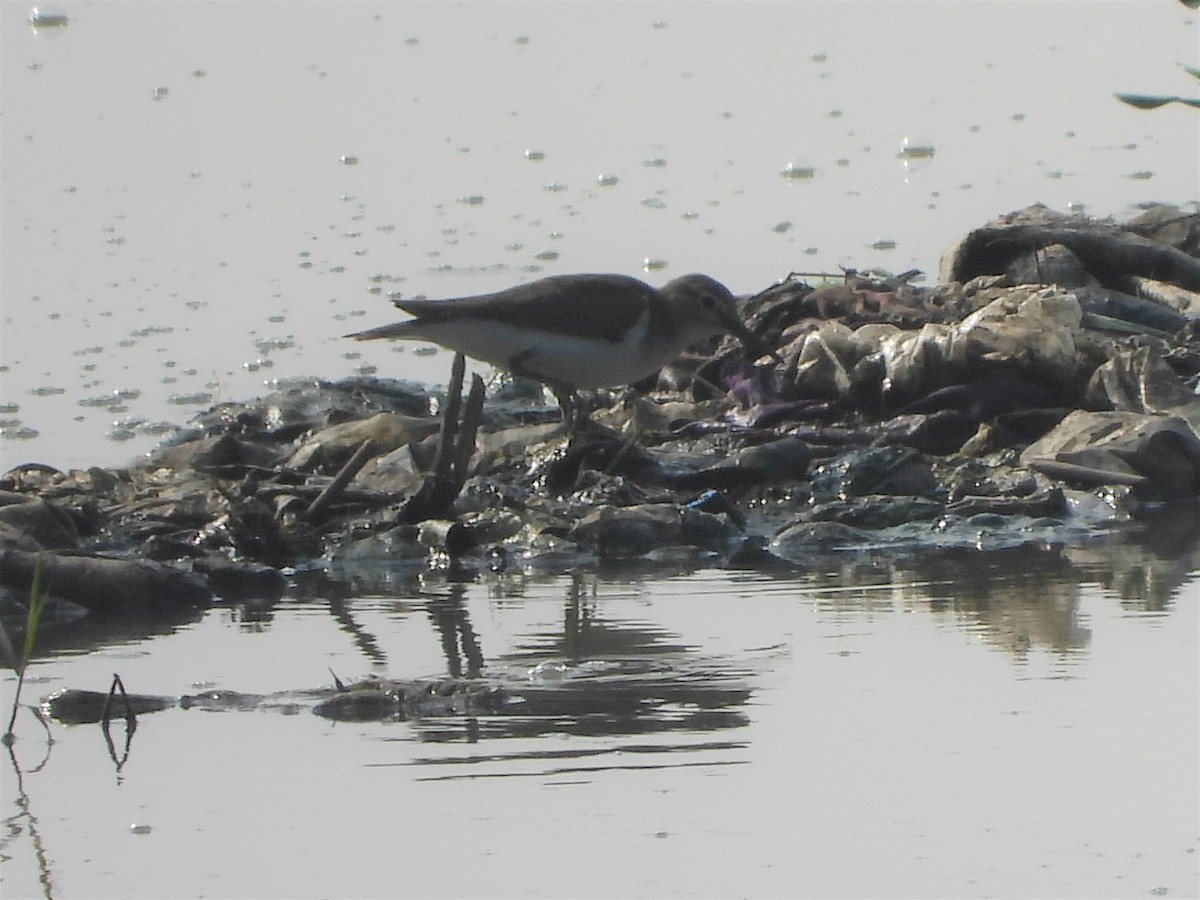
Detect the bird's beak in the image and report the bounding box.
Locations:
[721,312,783,367]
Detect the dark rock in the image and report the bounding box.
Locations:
[665,436,812,491]
[1085,345,1200,434]
[1003,243,1095,288]
[572,504,682,559]
[940,203,1200,292]
[42,688,176,724]
[0,548,213,611]
[0,493,79,551]
[809,495,944,529]
[769,521,875,564]
[1022,410,1200,500]
[809,446,939,502]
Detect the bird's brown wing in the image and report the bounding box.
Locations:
[393,274,656,343]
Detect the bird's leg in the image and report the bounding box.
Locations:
[506,348,569,430]
[506,348,592,434]
[549,384,586,435]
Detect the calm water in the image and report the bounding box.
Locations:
[2,4,1199,898]
[2,534,1198,898]
[2,1,1196,470]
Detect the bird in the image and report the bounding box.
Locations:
[346,272,781,431]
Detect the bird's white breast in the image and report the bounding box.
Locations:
[407,313,669,389]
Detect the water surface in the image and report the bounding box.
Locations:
[2,1,1196,469]
[3,532,1197,898]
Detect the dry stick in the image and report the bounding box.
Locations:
[452,374,486,484]
[328,668,348,692]
[397,354,468,523]
[303,438,382,522]
[432,352,467,478]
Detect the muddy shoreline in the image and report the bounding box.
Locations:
[3,203,1200,641]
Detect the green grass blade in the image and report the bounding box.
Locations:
[20,555,46,663]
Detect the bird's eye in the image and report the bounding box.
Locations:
[701,294,717,310]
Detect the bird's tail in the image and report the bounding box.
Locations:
[344,321,420,341]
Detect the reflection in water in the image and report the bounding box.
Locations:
[404,741,749,782]
[326,591,388,667]
[1068,504,1200,613]
[387,576,756,762]
[761,507,1200,658]
[2,601,205,661]
[506,574,696,662]
[425,587,484,678]
[2,741,56,900]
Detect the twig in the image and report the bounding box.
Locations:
[431,352,467,478]
[398,354,476,524]
[302,438,382,522]
[453,375,486,484]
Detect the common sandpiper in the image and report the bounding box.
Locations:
[346,272,780,430]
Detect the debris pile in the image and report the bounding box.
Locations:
[4,204,1200,629]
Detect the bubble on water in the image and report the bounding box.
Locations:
[897,136,936,161]
[524,149,545,161]
[167,391,213,406]
[29,6,69,28]
[642,157,667,168]
[641,197,667,210]
[780,161,815,180]
[0,425,38,441]
[642,257,668,271]
[254,336,294,353]
[898,136,936,175]
[597,173,619,187]
[131,325,172,338]
[78,395,124,410]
